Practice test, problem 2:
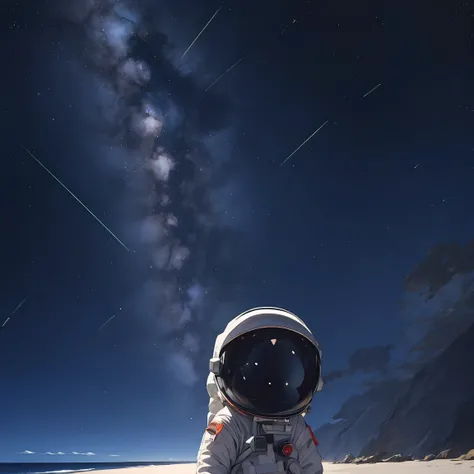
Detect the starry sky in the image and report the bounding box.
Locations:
[1,0,474,464]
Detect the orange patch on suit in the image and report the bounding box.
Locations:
[206,420,223,437]
[306,423,319,446]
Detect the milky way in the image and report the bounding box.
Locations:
[59,0,247,386]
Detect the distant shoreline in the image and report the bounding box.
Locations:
[3,466,197,474]
[0,462,195,474]
[0,463,195,465]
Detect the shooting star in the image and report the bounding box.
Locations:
[181,5,222,59]
[363,83,381,98]
[1,296,28,328]
[280,18,297,35]
[11,296,28,316]
[280,120,329,166]
[205,54,247,92]
[97,314,116,332]
[20,145,130,251]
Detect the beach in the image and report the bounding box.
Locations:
[91,460,473,474]
[325,460,474,473]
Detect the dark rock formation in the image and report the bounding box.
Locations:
[342,453,355,463]
[352,452,387,464]
[465,449,474,460]
[360,322,474,458]
[444,396,474,456]
[383,454,413,462]
[436,449,453,459]
[315,379,408,461]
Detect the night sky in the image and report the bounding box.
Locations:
[1,0,474,464]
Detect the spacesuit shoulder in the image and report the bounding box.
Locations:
[197,406,245,473]
[213,406,233,422]
[291,415,323,473]
[292,414,318,445]
[214,406,253,442]
[213,406,243,432]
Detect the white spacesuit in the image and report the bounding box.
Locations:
[196,307,324,474]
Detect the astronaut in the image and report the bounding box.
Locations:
[196,307,324,474]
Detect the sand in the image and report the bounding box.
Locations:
[94,460,474,474]
[324,460,474,473]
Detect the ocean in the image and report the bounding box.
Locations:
[0,462,193,474]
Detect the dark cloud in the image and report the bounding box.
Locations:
[400,274,474,373]
[398,240,474,375]
[323,345,392,383]
[323,370,347,383]
[404,240,474,300]
[348,345,392,373]
[330,242,474,392]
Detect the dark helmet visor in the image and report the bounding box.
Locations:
[217,327,321,417]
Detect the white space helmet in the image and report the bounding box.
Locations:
[206,307,323,423]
